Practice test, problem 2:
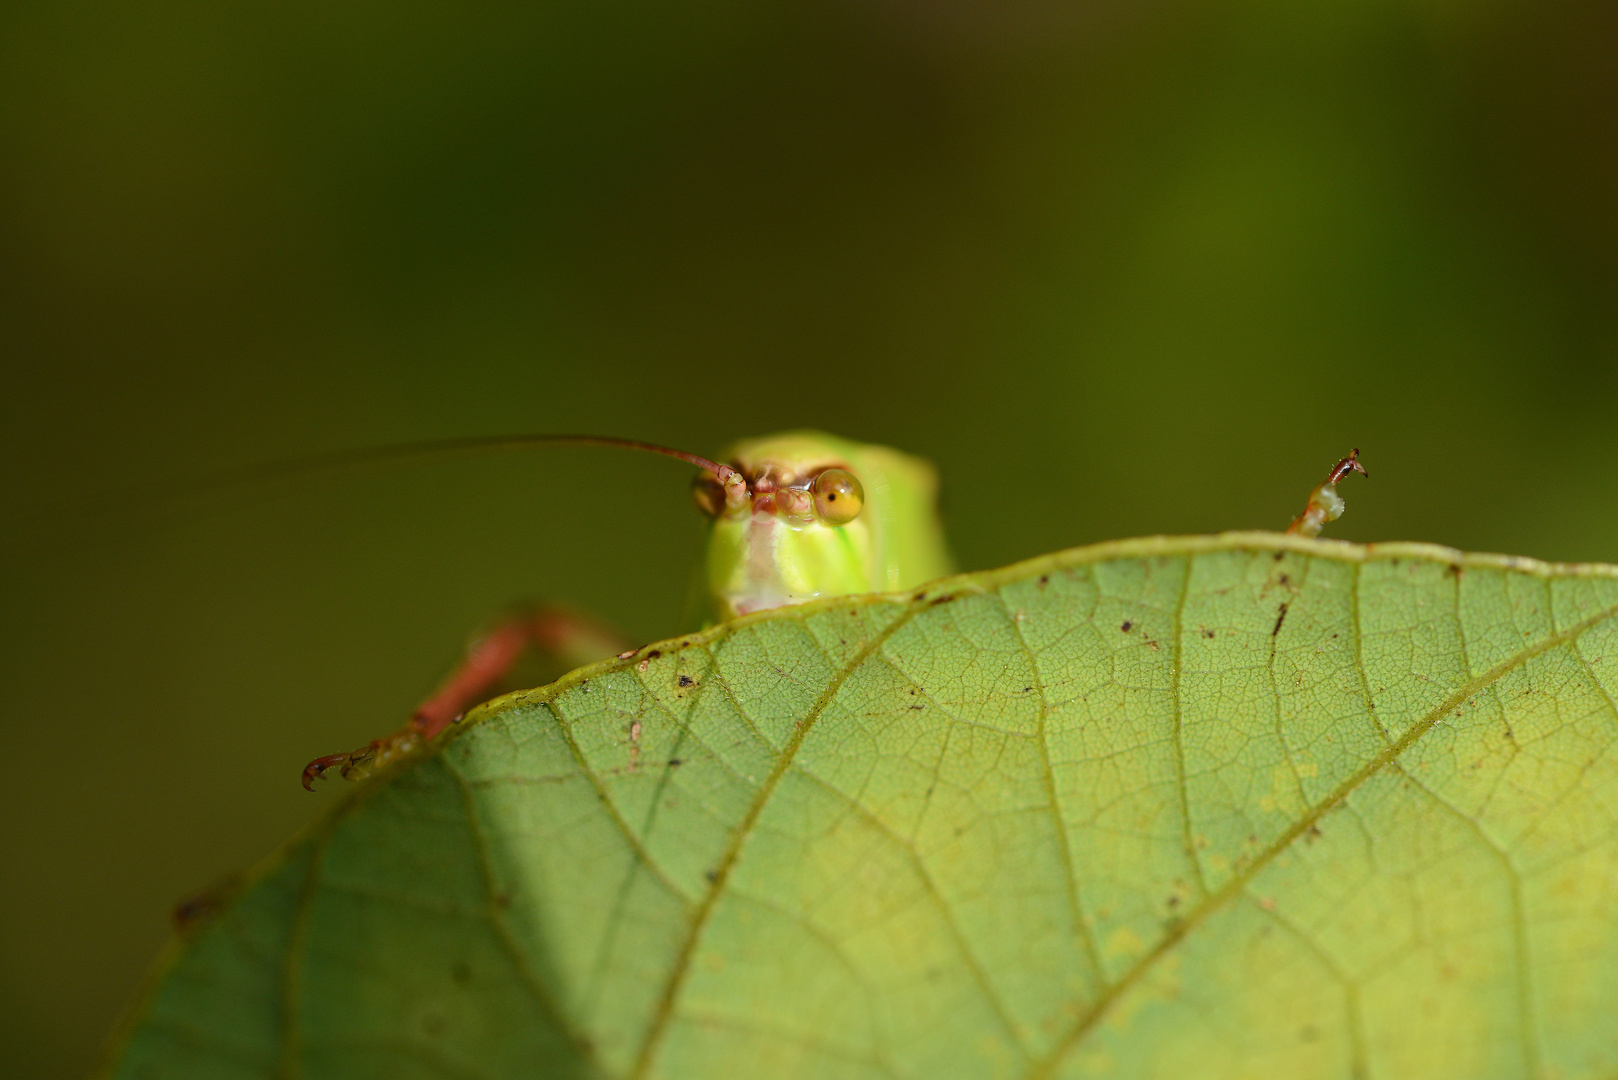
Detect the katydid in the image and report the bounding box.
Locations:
[295,433,1361,788]
[299,430,954,788]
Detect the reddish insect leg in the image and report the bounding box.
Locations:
[409,619,532,741]
[301,604,631,789]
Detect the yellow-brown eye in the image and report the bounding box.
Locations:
[691,473,727,517]
[812,468,864,526]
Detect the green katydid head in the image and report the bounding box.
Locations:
[688,430,953,622]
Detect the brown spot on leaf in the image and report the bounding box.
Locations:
[171,876,241,933]
[678,674,694,688]
[1121,620,1133,632]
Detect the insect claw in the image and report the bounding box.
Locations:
[1326,448,1368,485]
[300,732,421,789]
[301,752,349,791]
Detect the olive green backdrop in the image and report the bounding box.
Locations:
[2,1,1614,1077]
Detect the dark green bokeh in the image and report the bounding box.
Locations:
[2,2,1613,1077]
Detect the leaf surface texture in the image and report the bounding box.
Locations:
[106,534,1618,1080]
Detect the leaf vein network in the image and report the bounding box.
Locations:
[624,601,928,1079]
[789,756,1033,1060]
[1022,586,1618,1080]
[997,588,1106,992]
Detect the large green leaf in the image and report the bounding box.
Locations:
[103,533,1618,1079]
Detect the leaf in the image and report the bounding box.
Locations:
[102,533,1618,1079]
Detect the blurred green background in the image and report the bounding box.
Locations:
[2,0,1614,1076]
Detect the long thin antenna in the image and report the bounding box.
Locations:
[25,434,749,550]
[194,433,737,493]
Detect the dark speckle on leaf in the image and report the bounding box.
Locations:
[667,758,683,767]
[171,879,238,933]
[1121,621,1133,632]
[677,675,694,688]
[647,649,661,660]
[1272,603,1289,636]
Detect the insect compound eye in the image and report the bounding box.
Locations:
[812,468,864,526]
[691,473,727,517]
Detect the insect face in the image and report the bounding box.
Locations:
[695,430,952,621]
